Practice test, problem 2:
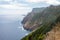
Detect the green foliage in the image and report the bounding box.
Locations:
[21,5,60,40]
[21,22,54,40]
[56,16,60,23]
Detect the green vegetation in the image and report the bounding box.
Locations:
[21,22,53,40]
[21,5,60,40]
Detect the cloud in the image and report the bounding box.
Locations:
[0,9,32,15]
[0,0,60,15]
[0,4,32,15]
[0,0,12,2]
[25,0,44,3]
[46,0,60,5]
[0,0,32,15]
[0,0,31,9]
[0,4,31,9]
[25,0,60,5]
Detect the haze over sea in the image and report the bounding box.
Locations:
[0,14,30,40]
[0,0,60,40]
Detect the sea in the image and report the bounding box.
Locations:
[0,14,30,40]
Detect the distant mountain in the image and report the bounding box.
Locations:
[21,5,60,40]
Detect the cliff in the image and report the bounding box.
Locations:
[21,5,60,40]
[22,5,60,31]
[21,7,45,30]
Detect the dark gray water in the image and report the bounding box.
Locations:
[0,15,29,40]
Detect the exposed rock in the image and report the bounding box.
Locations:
[21,5,60,40]
[21,8,45,30]
[22,5,60,31]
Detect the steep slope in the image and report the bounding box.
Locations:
[45,22,60,40]
[22,5,60,31]
[44,16,60,40]
[21,5,60,40]
[21,7,45,30]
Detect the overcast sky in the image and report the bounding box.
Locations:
[0,0,60,15]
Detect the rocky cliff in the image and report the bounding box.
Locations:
[22,5,60,31]
[21,7,45,30]
[21,5,60,40]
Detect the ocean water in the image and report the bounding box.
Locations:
[0,15,30,40]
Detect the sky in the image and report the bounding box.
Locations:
[0,0,60,15]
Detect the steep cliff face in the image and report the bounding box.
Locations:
[21,5,60,40]
[21,16,60,40]
[22,5,60,31]
[22,8,45,30]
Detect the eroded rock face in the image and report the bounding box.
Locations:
[23,21,42,31]
[22,5,60,31]
[23,22,31,30]
[22,8,45,31]
[21,5,60,40]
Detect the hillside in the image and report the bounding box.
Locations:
[21,5,60,40]
[44,22,60,40]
